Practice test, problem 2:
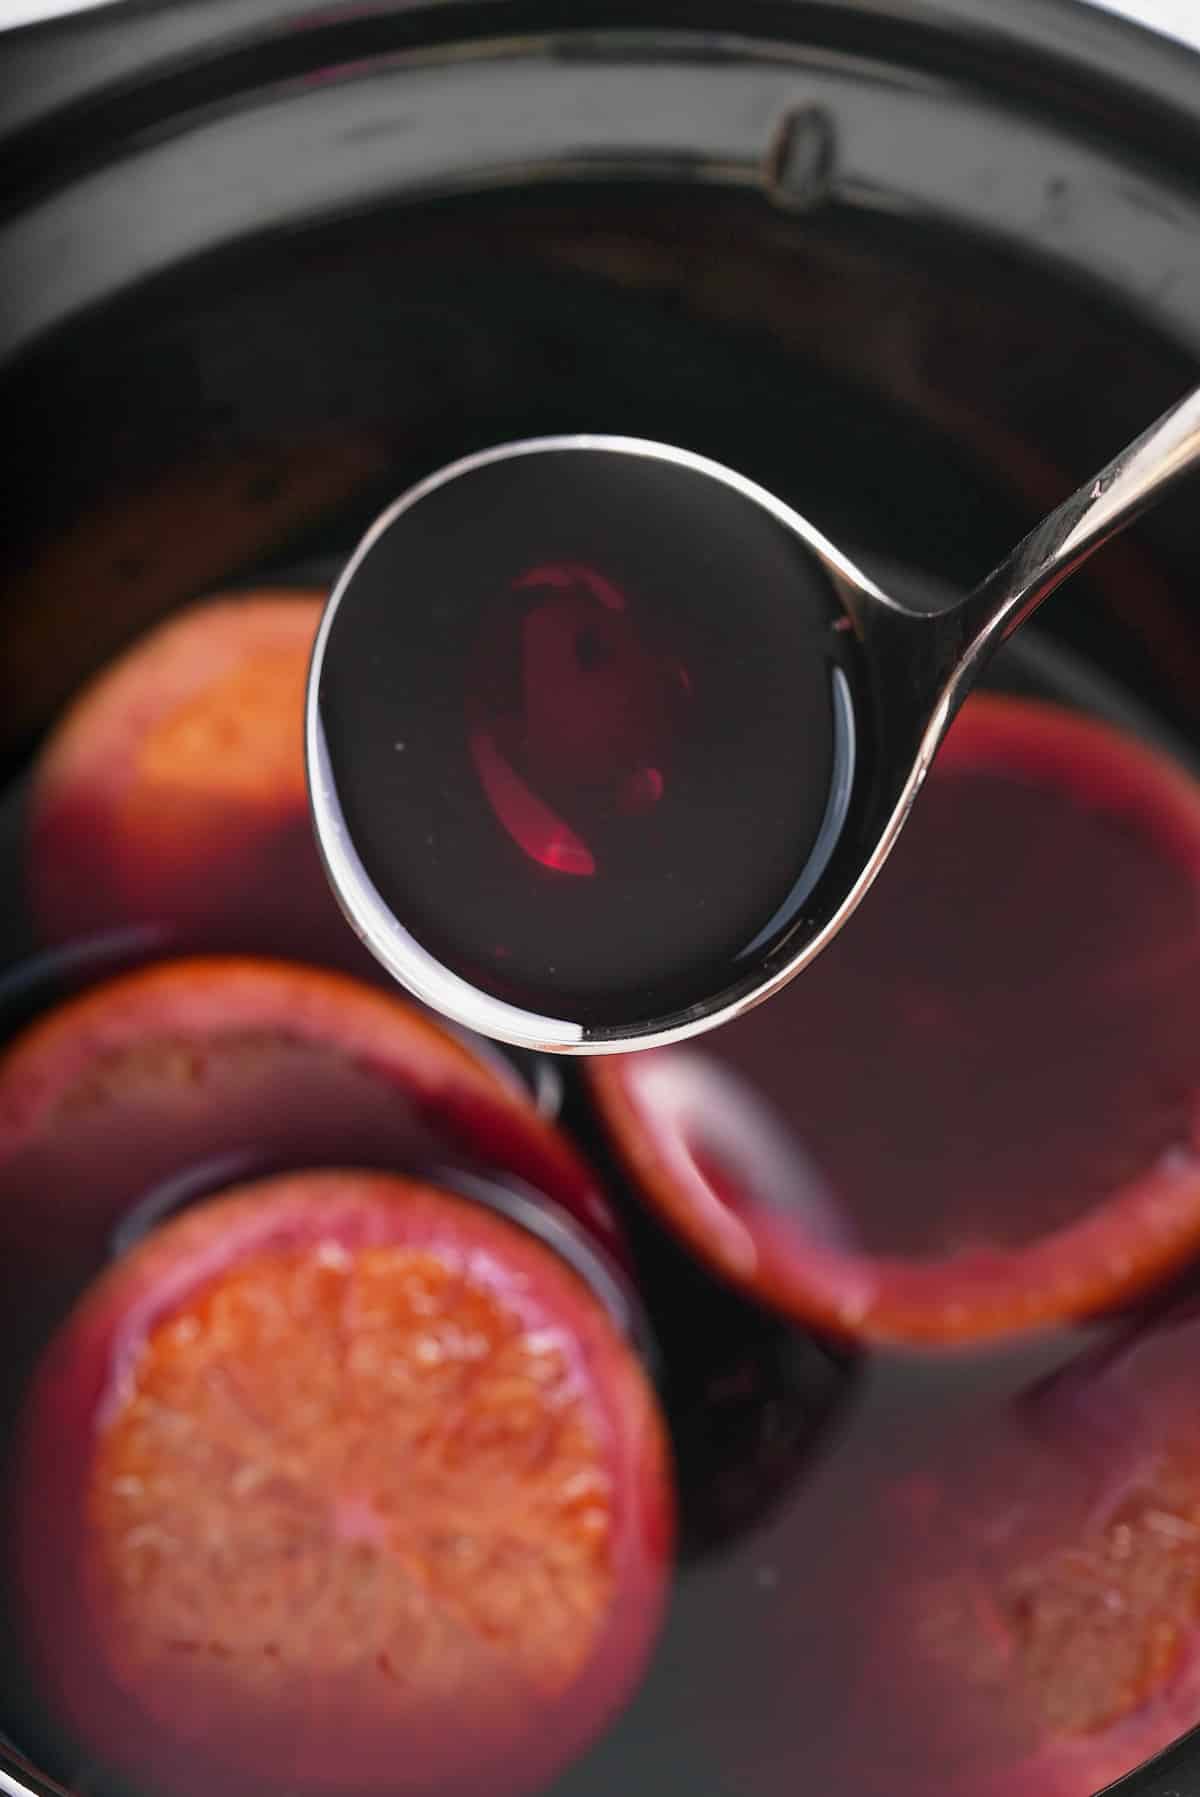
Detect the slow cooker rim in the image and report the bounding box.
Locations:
[5,31,1200,378]
[4,0,1200,205]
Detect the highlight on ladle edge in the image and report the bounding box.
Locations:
[2,583,1200,1797]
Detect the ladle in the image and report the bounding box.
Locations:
[307,389,1200,1053]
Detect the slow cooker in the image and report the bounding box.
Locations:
[2,4,1199,1795]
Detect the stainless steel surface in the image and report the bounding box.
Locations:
[309,395,1200,1056]
[0,1755,68,1797]
[305,432,863,1055]
[952,385,1200,666]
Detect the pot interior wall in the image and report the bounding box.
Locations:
[1,178,1197,780]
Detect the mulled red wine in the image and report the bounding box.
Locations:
[9,611,1200,1797]
[314,445,857,1033]
[590,694,1200,1347]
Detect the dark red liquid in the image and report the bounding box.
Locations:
[659,732,1200,1257]
[316,448,857,1031]
[9,627,1200,1797]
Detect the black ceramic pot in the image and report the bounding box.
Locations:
[1,5,1198,1797]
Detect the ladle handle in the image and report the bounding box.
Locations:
[951,383,1200,662]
